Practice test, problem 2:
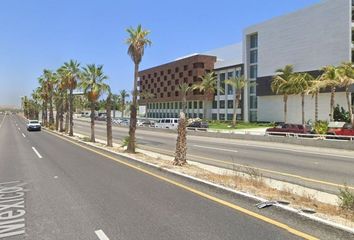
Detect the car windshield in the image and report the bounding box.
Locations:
[29,120,39,124]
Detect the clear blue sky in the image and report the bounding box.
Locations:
[0,0,320,107]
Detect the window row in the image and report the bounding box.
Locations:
[147,112,203,119]
[212,100,241,109]
[148,101,203,110]
[141,63,205,81]
[211,113,242,121]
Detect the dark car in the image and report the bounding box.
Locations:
[266,123,312,135]
[187,121,209,128]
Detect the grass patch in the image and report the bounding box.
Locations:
[338,186,354,213]
[208,121,273,130]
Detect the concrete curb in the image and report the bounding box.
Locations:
[46,128,354,235]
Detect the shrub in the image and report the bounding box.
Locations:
[338,186,354,212]
[121,136,131,148]
[333,105,350,123]
[314,120,328,135]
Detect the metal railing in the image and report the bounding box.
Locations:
[265,132,354,141]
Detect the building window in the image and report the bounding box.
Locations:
[179,102,182,109]
[175,91,179,97]
[220,73,225,92]
[227,100,233,108]
[250,65,257,79]
[212,100,217,109]
[250,111,257,122]
[193,101,198,109]
[250,95,257,109]
[168,69,171,74]
[183,77,188,83]
[250,50,258,64]
[188,102,192,109]
[193,62,204,69]
[160,71,164,75]
[167,92,171,97]
[179,72,183,78]
[175,102,178,109]
[250,34,258,48]
[219,114,225,120]
[163,103,166,109]
[212,114,217,120]
[175,67,179,73]
[219,100,225,108]
[184,65,188,71]
[227,72,233,95]
[167,102,170,109]
[154,72,157,77]
[172,74,175,79]
[227,114,233,121]
[188,70,192,76]
[199,101,203,109]
[198,113,203,119]
[250,84,256,94]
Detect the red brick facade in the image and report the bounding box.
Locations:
[138,55,216,104]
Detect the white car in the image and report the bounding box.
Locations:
[27,120,41,131]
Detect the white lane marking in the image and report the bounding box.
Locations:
[95,230,110,240]
[21,133,26,138]
[31,147,42,159]
[193,145,238,153]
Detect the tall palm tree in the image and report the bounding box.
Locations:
[111,94,121,119]
[79,64,109,143]
[179,83,192,114]
[271,65,296,123]
[43,70,57,126]
[293,73,313,124]
[306,77,324,122]
[338,62,354,125]
[193,72,219,120]
[106,88,113,147]
[58,60,81,136]
[38,76,49,126]
[225,76,254,127]
[126,24,152,153]
[119,90,130,118]
[31,88,42,120]
[320,66,341,121]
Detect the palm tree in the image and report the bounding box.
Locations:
[111,94,121,119]
[140,90,155,119]
[271,65,296,123]
[293,73,313,124]
[320,66,341,121]
[338,62,354,125]
[58,60,81,136]
[225,76,254,127]
[79,64,109,143]
[193,72,219,120]
[126,24,152,153]
[106,89,113,147]
[119,90,129,118]
[31,88,42,120]
[43,70,57,126]
[38,76,49,126]
[179,83,192,114]
[306,77,324,122]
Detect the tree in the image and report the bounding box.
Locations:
[126,24,152,153]
[320,66,341,121]
[271,65,296,123]
[42,69,57,126]
[193,72,218,120]
[111,94,121,118]
[306,77,324,122]
[58,60,81,136]
[225,76,254,127]
[140,90,155,119]
[79,64,109,143]
[179,83,192,114]
[293,73,313,124]
[119,90,130,118]
[106,89,113,147]
[338,62,354,126]
[38,76,49,126]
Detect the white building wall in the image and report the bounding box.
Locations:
[244,0,351,78]
[258,92,348,123]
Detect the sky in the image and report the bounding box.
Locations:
[0,0,321,107]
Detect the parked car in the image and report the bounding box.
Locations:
[138,120,155,127]
[27,120,41,131]
[112,118,123,124]
[327,123,354,137]
[187,121,209,128]
[95,113,107,121]
[155,118,179,129]
[266,123,312,135]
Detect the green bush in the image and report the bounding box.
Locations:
[338,186,354,212]
[333,105,350,123]
[314,120,328,135]
[121,136,131,148]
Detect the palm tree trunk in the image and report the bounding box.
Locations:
[49,97,54,126]
[203,96,207,120]
[301,93,305,124]
[90,102,95,143]
[106,94,113,147]
[315,92,319,122]
[330,87,336,121]
[64,98,69,133]
[59,104,64,132]
[232,91,239,128]
[173,112,187,166]
[44,101,48,126]
[122,101,125,118]
[41,102,45,125]
[283,95,288,123]
[55,103,59,131]
[345,88,353,125]
[69,89,74,136]
[127,64,138,153]
[182,95,187,114]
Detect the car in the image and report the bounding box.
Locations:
[138,120,156,127]
[327,123,354,137]
[27,120,41,131]
[266,123,312,135]
[187,121,209,128]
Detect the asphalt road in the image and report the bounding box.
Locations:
[73,119,354,194]
[1,114,353,239]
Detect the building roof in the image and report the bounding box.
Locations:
[203,42,243,69]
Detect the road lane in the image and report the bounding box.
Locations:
[73,119,354,193]
[4,114,351,239]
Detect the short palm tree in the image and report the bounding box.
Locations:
[58,60,81,136]
[271,65,296,123]
[193,72,219,120]
[225,76,254,127]
[306,77,324,122]
[320,66,341,121]
[119,90,130,118]
[126,24,152,153]
[293,73,313,124]
[338,62,354,125]
[79,64,109,143]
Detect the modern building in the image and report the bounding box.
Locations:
[139,0,354,123]
[243,0,354,123]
